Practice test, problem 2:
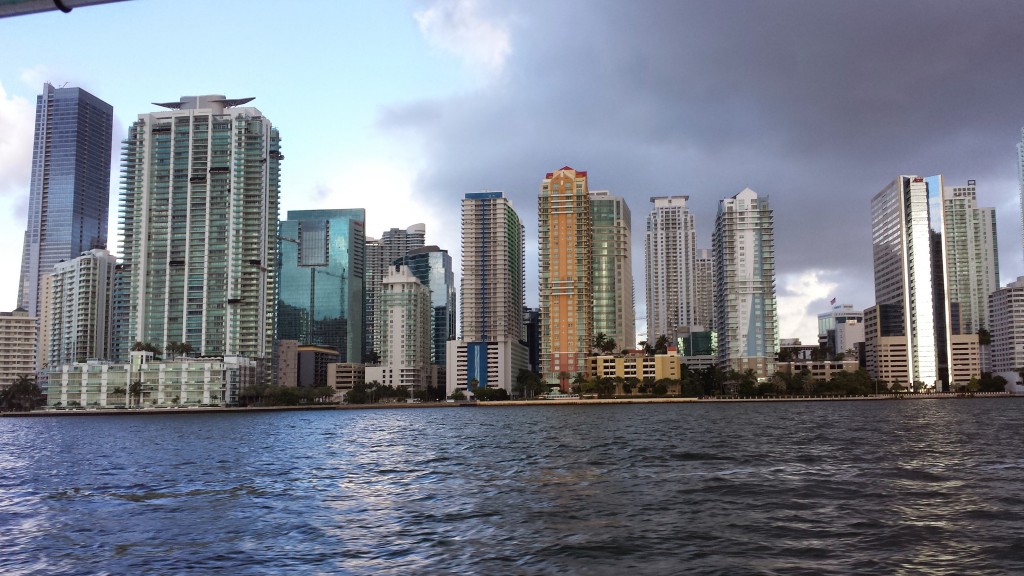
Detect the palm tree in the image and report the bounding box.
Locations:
[129,379,143,407]
[516,368,534,399]
[654,335,670,354]
[571,372,587,396]
[0,375,43,412]
[593,332,609,354]
[601,336,617,355]
[110,386,127,406]
[558,371,571,392]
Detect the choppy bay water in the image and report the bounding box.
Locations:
[1,399,1023,575]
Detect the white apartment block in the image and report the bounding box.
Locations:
[460,192,524,343]
[49,248,117,367]
[942,180,999,334]
[374,265,431,388]
[364,224,426,359]
[450,191,529,396]
[645,196,697,342]
[989,277,1024,385]
[712,188,778,379]
[48,351,255,408]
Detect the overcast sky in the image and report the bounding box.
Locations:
[2,0,1023,344]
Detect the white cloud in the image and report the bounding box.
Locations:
[414,0,511,77]
[0,81,34,197]
[776,269,838,344]
[19,66,49,90]
[301,157,454,255]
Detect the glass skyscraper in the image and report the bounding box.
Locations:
[393,246,455,366]
[278,209,366,363]
[19,83,113,319]
[116,95,280,378]
[869,175,984,391]
[590,190,635,351]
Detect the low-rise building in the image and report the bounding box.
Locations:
[276,340,298,387]
[297,345,340,388]
[949,334,982,386]
[327,362,365,400]
[865,304,911,388]
[47,351,256,408]
[0,308,37,392]
[776,360,859,382]
[445,339,529,399]
[587,349,682,381]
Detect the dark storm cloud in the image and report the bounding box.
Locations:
[382,0,1024,334]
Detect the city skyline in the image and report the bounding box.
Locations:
[3,2,1024,345]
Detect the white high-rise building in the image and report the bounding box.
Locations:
[870,176,941,388]
[364,224,425,361]
[989,277,1024,386]
[447,191,528,397]
[645,196,697,344]
[460,193,523,343]
[371,265,431,389]
[48,248,117,367]
[942,180,999,335]
[116,95,280,380]
[869,175,980,391]
[590,190,635,351]
[712,188,777,379]
[1017,127,1024,264]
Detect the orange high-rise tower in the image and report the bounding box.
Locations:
[538,167,593,389]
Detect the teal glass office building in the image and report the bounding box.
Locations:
[278,209,366,362]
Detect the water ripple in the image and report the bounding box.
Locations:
[1,399,1022,574]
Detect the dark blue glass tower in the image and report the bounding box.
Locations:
[278,209,365,362]
[18,83,113,317]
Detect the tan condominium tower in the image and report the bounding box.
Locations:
[538,166,593,387]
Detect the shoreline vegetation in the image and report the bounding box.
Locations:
[2,392,1020,417]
